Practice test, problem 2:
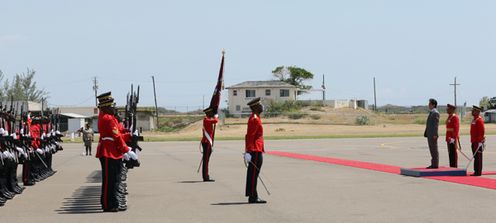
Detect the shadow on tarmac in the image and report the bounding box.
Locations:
[178,180,205,184]
[56,185,102,214]
[56,171,103,214]
[86,170,102,183]
[211,202,250,206]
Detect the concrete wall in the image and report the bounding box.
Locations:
[227,87,297,115]
[484,111,496,123]
[328,99,357,109]
[68,118,85,133]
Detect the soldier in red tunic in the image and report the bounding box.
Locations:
[445,104,460,167]
[96,92,136,212]
[470,106,485,176]
[201,107,218,182]
[244,97,266,204]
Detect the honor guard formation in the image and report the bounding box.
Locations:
[0,51,493,215]
[0,98,63,206]
[96,86,143,212]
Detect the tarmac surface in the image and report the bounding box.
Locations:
[1,136,496,223]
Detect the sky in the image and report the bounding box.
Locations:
[1,0,495,110]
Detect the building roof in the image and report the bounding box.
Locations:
[0,101,44,111]
[60,113,92,118]
[226,80,297,89]
[59,107,98,117]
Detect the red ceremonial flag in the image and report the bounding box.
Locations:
[209,50,225,115]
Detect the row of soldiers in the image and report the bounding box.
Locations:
[0,102,63,207]
[95,91,141,212]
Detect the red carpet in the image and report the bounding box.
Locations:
[267,150,496,190]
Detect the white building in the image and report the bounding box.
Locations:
[226,81,298,115]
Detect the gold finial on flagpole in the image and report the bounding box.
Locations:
[222,49,225,55]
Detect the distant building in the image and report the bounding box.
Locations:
[484,109,496,123]
[115,106,157,132]
[59,107,99,132]
[226,81,298,115]
[59,106,156,132]
[1,101,44,112]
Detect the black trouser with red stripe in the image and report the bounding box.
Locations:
[202,143,212,180]
[471,143,483,175]
[245,152,263,201]
[6,160,19,191]
[447,142,458,168]
[22,159,31,184]
[100,157,122,210]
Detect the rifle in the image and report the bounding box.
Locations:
[124,84,144,168]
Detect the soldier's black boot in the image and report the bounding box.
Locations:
[248,196,267,204]
[0,194,6,206]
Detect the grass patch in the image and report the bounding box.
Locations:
[158,116,203,132]
[286,112,308,120]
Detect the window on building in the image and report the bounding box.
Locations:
[236,105,241,111]
[280,89,290,97]
[265,89,271,96]
[233,90,237,96]
[246,90,256,98]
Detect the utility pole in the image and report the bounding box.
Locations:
[373,77,377,111]
[449,76,460,108]
[152,76,159,130]
[92,77,98,107]
[321,74,326,103]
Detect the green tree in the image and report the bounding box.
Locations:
[480,96,490,110]
[1,68,48,102]
[272,65,314,90]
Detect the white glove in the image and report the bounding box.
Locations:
[3,130,8,137]
[5,151,14,160]
[18,150,27,159]
[126,149,138,160]
[244,153,252,163]
[133,130,139,136]
[449,138,455,144]
[36,148,44,154]
[16,147,24,153]
[123,153,130,161]
[0,128,4,135]
[214,114,219,118]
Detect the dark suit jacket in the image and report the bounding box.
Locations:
[424,109,440,138]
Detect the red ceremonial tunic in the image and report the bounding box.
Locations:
[30,124,40,149]
[245,113,264,153]
[201,117,218,145]
[445,113,460,142]
[96,112,129,159]
[470,115,485,143]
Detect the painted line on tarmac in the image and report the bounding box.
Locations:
[267,150,496,190]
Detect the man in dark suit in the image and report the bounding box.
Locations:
[424,98,440,169]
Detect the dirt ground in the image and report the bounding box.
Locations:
[144,107,493,141]
[143,120,496,141]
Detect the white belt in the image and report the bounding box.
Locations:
[102,137,114,141]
